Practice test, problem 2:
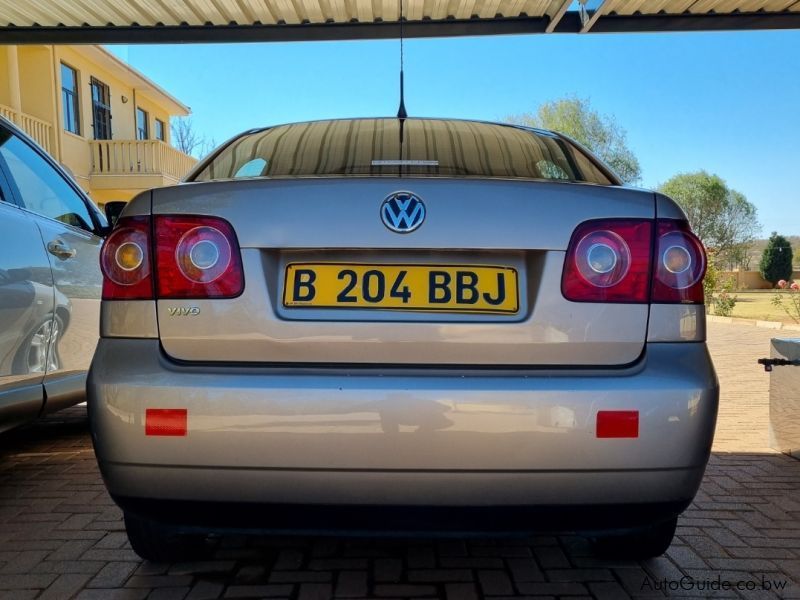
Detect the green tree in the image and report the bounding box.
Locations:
[759,232,794,286]
[725,244,752,271]
[658,171,760,268]
[507,97,641,184]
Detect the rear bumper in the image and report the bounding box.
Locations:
[88,339,718,516]
[113,497,691,536]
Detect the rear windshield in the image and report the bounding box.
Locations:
[189,118,615,185]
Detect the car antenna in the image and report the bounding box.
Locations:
[396,0,407,175]
[397,0,407,120]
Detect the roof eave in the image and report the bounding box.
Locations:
[84,45,190,116]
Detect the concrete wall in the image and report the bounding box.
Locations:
[720,270,800,290]
[0,49,12,106]
[17,47,55,123]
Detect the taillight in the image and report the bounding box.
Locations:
[562,219,653,303]
[100,217,153,300]
[155,216,244,299]
[100,214,244,300]
[651,220,706,304]
[562,218,706,304]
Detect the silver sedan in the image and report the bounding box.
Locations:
[88,118,718,561]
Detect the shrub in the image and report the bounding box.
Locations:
[703,255,738,316]
[712,277,738,317]
[702,256,718,310]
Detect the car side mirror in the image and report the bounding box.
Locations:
[104,201,127,228]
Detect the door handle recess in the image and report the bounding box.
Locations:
[47,240,77,259]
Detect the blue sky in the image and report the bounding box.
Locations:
[109,29,800,235]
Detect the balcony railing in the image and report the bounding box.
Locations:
[0,103,54,154]
[89,139,197,182]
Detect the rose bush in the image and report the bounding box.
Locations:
[772,281,800,323]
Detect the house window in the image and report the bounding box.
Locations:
[154,118,165,141]
[90,77,112,140]
[136,108,149,140]
[61,63,80,135]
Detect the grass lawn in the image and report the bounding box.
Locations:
[722,291,800,323]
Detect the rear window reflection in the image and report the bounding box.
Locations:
[192,119,615,185]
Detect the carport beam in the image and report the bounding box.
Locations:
[544,0,573,33]
[579,0,610,33]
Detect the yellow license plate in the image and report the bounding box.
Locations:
[283,263,519,314]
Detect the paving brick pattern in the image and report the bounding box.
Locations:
[1,322,799,599]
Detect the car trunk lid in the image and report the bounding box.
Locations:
[154,178,654,367]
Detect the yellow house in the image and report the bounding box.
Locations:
[0,44,196,205]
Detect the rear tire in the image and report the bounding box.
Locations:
[124,512,210,562]
[593,516,677,559]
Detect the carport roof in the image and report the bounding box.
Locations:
[1,0,799,43]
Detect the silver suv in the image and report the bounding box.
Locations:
[88,118,719,561]
[0,116,104,432]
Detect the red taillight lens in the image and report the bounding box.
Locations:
[651,220,706,304]
[100,217,153,300]
[155,216,244,299]
[562,218,706,305]
[562,219,653,303]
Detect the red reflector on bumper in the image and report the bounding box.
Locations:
[596,410,639,438]
[145,409,187,436]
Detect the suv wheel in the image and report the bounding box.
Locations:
[14,315,62,374]
[593,516,677,559]
[124,512,210,562]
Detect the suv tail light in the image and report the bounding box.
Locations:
[651,219,706,303]
[100,215,244,300]
[562,218,706,304]
[562,219,653,303]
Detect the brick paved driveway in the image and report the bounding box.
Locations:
[1,322,798,600]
